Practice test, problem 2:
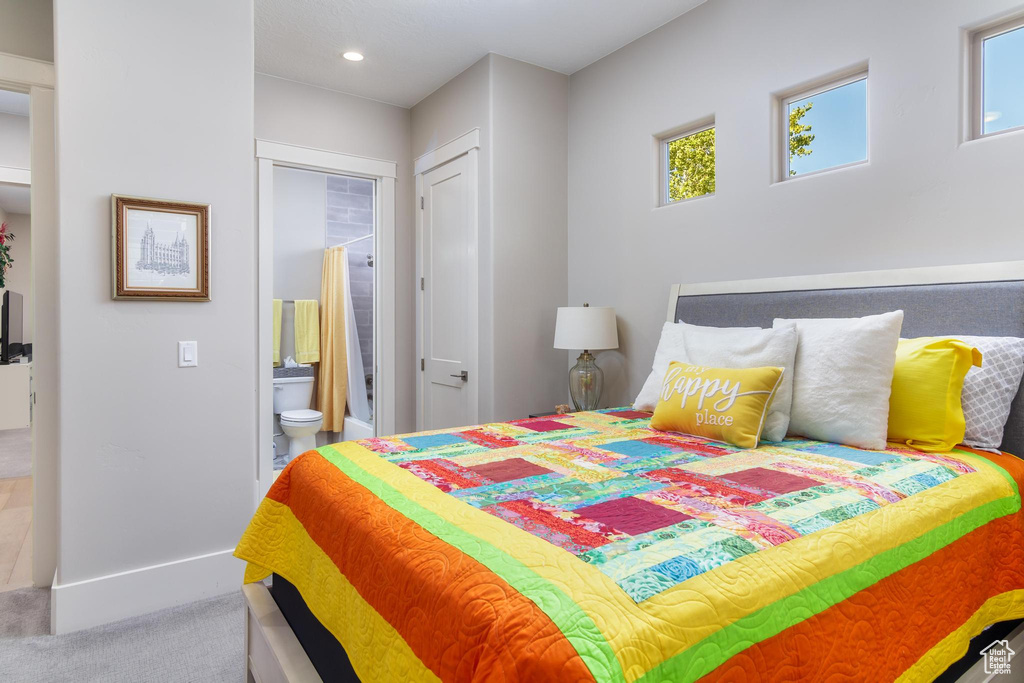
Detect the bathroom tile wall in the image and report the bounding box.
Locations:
[326,175,374,398]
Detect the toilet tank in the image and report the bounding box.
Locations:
[273,375,315,414]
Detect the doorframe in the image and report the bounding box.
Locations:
[255,139,397,502]
[414,128,480,430]
[0,51,58,591]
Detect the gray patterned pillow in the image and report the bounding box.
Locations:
[957,336,1024,450]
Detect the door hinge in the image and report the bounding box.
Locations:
[420,277,425,291]
[420,358,425,371]
[420,196,424,209]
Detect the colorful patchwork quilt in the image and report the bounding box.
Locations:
[237,409,1024,682]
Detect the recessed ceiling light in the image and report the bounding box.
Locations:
[343,51,364,62]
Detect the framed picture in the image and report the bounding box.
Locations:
[112,194,210,300]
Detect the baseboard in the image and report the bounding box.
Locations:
[50,548,243,634]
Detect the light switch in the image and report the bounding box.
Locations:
[178,341,198,367]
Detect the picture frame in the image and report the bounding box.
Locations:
[111,194,210,301]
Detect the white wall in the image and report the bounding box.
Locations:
[272,168,326,301]
[490,55,569,418]
[256,73,416,432]
[568,0,1024,406]
[51,0,255,631]
[0,0,53,62]
[412,56,496,420]
[0,111,31,168]
[0,212,31,340]
[411,56,492,159]
[411,54,570,422]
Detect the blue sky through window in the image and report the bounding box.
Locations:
[788,78,867,176]
[983,24,1024,135]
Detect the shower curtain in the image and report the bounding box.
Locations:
[318,246,370,433]
[318,247,348,431]
[343,250,370,423]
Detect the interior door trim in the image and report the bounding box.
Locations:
[414,128,480,176]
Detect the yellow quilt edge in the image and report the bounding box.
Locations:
[235,499,440,683]
[898,588,1024,682]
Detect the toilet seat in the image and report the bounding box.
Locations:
[279,409,323,461]
[280,409,323,424]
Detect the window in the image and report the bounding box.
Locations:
[971,16,1024,138]
[781,72,867,179]
[661,122,715,204]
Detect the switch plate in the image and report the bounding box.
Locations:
[178,341,198,367]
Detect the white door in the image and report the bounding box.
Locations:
[420,154,476,430]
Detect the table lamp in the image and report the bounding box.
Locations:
[554,304,619,411]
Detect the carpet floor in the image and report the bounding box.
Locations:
[0,587,49,637]
[0,428,31,479]
[0,590,244,682]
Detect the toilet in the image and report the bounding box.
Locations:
[273,374,324,460]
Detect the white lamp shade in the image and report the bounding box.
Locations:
[554,306,618,350]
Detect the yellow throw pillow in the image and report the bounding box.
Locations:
[650,362,785,448]
[888,337,982,452]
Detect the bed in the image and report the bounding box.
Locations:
[238,261,1024,682]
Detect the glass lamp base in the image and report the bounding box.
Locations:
[569,350,604,411]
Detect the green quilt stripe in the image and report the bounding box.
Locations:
[951,448,1020,496]
[317,444,625,683]
[639,483,1021,683]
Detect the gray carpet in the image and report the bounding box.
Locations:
[0,590,244,682]
[0,428,31,479]
[0,587,49,637]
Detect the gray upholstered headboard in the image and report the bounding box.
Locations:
[668,262,1024,457]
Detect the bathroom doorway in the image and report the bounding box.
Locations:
[255,140,398,501]
[271,165,377,467]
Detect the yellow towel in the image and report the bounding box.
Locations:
[272,299,282,367]
[294,300,321,364]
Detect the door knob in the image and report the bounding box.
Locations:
[450,370,468,381]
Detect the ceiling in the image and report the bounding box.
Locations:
[0,184,30,215]
[0,90,30,117]
[255,0,706,108]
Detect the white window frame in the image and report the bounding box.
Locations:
[657,118,716,207]
[777,68,869,182]
[968,13,1024,141]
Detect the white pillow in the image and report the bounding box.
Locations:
[955,335,1024,451]
[633,321,799,442]
[774,310,904,450]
